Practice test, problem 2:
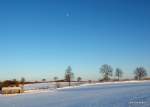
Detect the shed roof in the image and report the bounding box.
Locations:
[2,87,22,90]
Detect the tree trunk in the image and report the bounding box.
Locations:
[69,81,70,86]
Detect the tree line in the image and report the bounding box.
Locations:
[0,77,25,90]
[0,64,149,89]
[99,64,148,81]
[54,64,148,86]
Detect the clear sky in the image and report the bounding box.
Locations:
[0,0,150,81]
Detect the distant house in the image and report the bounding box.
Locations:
[2,87,23,94]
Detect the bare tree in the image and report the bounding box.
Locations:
[115,68,123,81]
[134,67,147,80]
[53,77,58,82]
[53,77,60,88]
[42,78,46,82]
[20,77,25,86]
[100,64,113,81]
[77,77,82,82]
[12,79,19,87]
[88,80,92,84]
[20,77,25,90]
[65,66,74,86]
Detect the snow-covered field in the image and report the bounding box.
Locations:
[0,81,150,107]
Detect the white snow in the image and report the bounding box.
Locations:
[0,81,150,107]
[23,82,56,90]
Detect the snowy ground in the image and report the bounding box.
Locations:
[0,81,150,107]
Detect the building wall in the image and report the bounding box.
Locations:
[2,87,23,94]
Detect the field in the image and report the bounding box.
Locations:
[0,81,150,107]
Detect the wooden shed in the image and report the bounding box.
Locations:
[2,87,23,94]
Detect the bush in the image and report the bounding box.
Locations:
[0,82,2,90]
[2,80,20,87]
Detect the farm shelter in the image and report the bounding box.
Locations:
[2,87,23,94]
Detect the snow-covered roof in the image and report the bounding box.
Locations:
[2,87,22,91]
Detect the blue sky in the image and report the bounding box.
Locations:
[0,0,150,81]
